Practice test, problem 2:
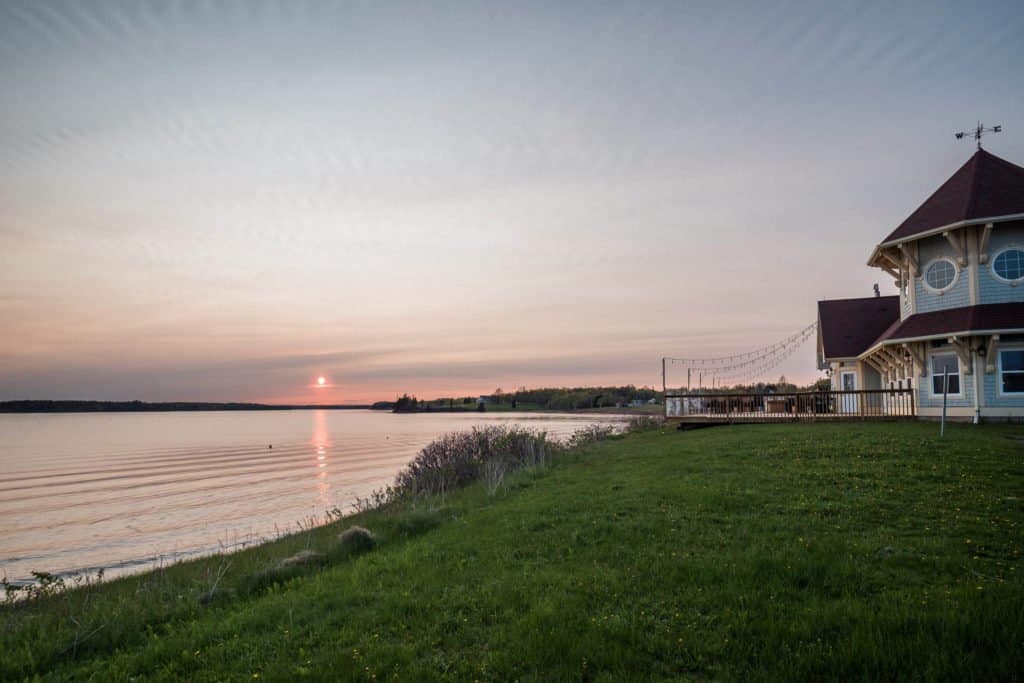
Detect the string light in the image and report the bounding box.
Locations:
[664,322,818,389]
[664,322,817,366]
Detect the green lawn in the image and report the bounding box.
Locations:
[3,423,1023,681]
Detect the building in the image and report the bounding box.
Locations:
[817,148,1024,421]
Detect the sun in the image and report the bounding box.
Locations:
[317,376,326,386]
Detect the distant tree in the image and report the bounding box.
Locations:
[393,394,419,412]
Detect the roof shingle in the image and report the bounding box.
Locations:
[870,302,1024,347]
[818,296,900,360]
[881,149,1024,245]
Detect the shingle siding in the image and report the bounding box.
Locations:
[983,372,1024,407]
[914,236,970,313]
[978,227,1024,305]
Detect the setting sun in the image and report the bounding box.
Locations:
[317,376,326,386]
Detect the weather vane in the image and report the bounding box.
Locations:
[955,121,1002,150]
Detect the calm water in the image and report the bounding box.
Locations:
[0,410,627,586]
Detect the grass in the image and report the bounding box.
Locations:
[3,422,1023,681]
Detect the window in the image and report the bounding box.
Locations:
[999,349,1024,394]
[992,247,1024,283]
[924,258,957,292]
[930,354,960,395]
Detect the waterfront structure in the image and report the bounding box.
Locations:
[817,149,1024,421]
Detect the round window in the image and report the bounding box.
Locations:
[924,258,957,291]
[992,247,1024,283]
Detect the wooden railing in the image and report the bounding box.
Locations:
[664,389,915,422]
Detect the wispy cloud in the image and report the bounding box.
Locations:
[1,1,1023,401]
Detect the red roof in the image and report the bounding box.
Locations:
[871,302,1024,346]
[881,149,1024,245]
[818,296,900,359]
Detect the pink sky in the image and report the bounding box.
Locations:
[2,2,1023,403]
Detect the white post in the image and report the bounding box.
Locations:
[940,367,949,438]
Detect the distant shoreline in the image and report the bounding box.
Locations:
[0,400,372,414]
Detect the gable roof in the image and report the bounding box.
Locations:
[880,149,1024,246]
[817,296,900,361]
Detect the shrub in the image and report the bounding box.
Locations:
[337,526,376,556]
[565,424,617,449]
[626,415,664,432]
[358,426,552,509]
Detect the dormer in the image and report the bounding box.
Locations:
[867,149,1024,318]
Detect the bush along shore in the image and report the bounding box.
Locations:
[3,420,1023,680]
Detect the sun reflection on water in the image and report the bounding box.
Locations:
[312,410,331,508]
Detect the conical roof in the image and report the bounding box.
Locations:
[880,148,1024,245]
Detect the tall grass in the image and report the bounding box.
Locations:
[359,426,554,507]
[357,422,630,510]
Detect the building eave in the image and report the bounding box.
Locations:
[859,327,1024,359]
[866,212,1024,268]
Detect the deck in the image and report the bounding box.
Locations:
[664,388,915,424]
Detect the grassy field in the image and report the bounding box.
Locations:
[3,422,1023,681]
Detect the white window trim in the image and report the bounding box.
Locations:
[840,371,856,391]
[921,256,960,295]
[996,345,1024,397]
[928,351,963,398]
[989,245,1024,285]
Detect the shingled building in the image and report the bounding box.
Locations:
[817,149,1024,421]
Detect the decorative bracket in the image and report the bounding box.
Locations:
[862,355,889,380]
[902,343,925,377]
[943,230,966,267]
[878,347,910,380]
[985,334,1000,373]
[948,336,973,375]
[979,223,993,264]
[878,250,902,279]
[899,243,919,277]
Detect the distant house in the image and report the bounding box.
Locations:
[817,149,1024,421]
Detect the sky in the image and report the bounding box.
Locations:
[2,0,1023,404]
